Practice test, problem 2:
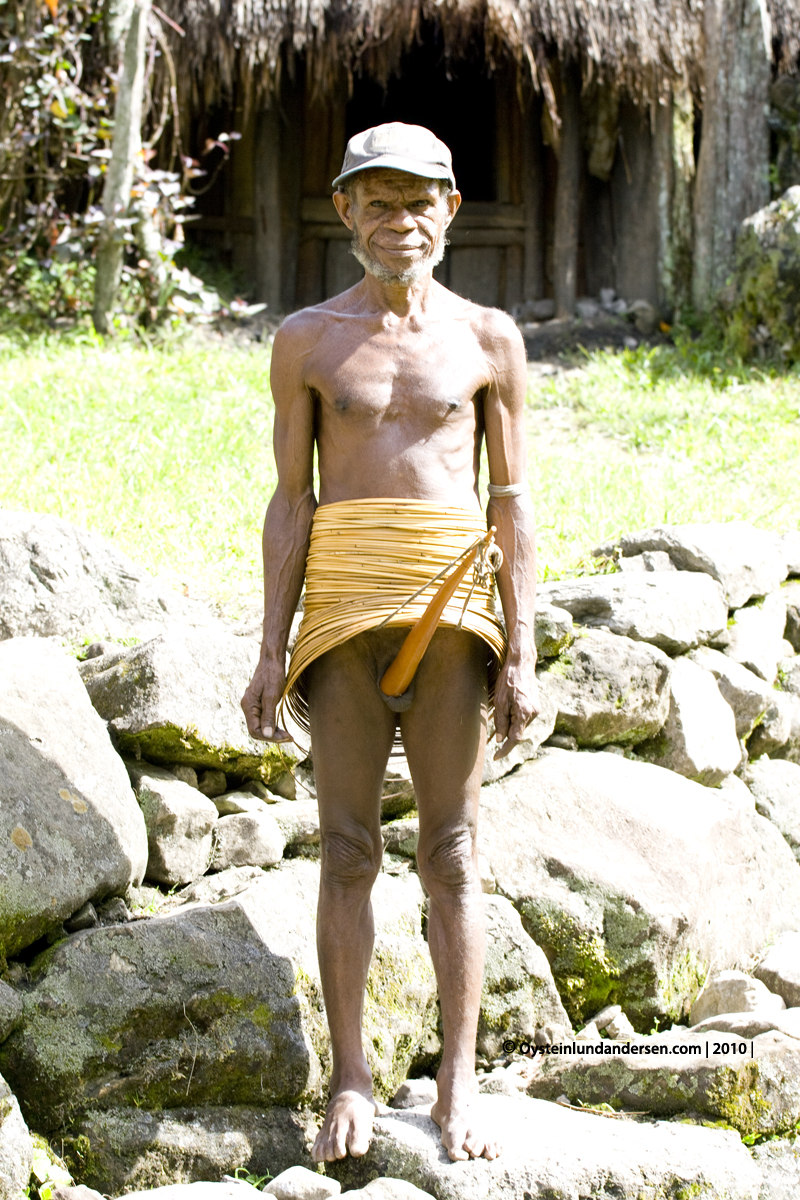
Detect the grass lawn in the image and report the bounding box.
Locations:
[1,331,799,614]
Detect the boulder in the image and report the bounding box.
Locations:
[536,629,671,747]
[481,686,556,786]
[0,861,436,1131]
[126,762,218,886]
[477,749,800,1028]
[528,1029,800,1137]
[269,800,321,854]
[725,593,788,683]
[755,931,800,1007]
[781,655,800,694]
[0,1072,33,1200]
[0,510,213,643]
[690,969,784,1024]
[478,895,571,1059]
[264,1165,340,1199]
[770,692,800,764]
[727,186,800,362]
[533,605,574,659]
[751,1135,800,1200]
[79,628,294,785]
[210,811,286,870]
[746,759,800,860]
[66,1106,315,1194]
[175,865,264,907]
[327,1094,760,1199]
[346,1183,433,1200]
[0,984,23,1045]
[688,645,772,739]
[637,656,741,786]
[0,638,148,959]
[785,580,800,651]
[618,521,787,608]
[537,572,727,655]
[689,1007,800,1040]
[748,693,796,758]
[618,550,676,573]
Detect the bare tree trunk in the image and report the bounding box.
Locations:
[692,0,770,310]
[522,96,544,301]
[93,0,151,334]
[553,61,582,319]
[254,106,282,313]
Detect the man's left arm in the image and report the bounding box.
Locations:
[481,311,540,759]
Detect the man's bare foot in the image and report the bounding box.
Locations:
[312,1086,379,1162]
[431,1072,501,1161]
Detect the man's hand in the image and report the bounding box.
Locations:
[241,657,293,743]
[492,651,540,760]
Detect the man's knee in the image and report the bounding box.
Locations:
[418,827,477,895]
[320,826,381,892]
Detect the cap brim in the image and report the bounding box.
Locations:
[332,154,455,190]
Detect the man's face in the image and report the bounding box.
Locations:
[333,169,461,286]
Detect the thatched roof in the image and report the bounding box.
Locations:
[161,0,800,110]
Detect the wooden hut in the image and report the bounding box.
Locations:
[160,0,796,317]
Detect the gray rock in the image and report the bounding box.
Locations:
[755,931,800,1007]
[617,550,676,573]
[269,800,321,853]
[605,1011,636,1039]
[68,1106,315,1193]
[126,762,217,886]
[382,819,419,858]
[197,770,227,799]
[575,297,600,319]
[534,604,574,659]
[785,580,800,651]
[0,862,436,1130]
[478,895,571,1059]
[79,627,294,785]
[780,655,800,694]
[0,984,22,1045]
[51,1188,105,1200]
[477,748,800,1029]
[717,771,757,811]
[264,1165,340,1198]
[210,811,286,870]
[748,694,795,758]
[349,1183,433,1200]
[0,510,214,643]
[746,758,800,860]
[390,1078,438,1110]
[176,865,264,906]
[752,1135,800,1200]
[520,298,555,321]
[0,1071,33,1199]
[0,637,148,959]
[629,298,659,334]
[771,692,800,764]
[726,593,788,683]
[637,655,741,786]
[529,1029,800,1137]
[688,645,772,738]
[212,790,271,816]
[121,1187,253,1200]
[170,765,199,789]
[538,571,727,655]
[327,1094,760,1199]
[64,901,99,932]
[619,521,787,608]
[689,1007,800,1040]
[536,628,672,747]
[97,895,132,924]
[690,969,785,1024]
[588,1004,621,1031]
[481,685,557,785]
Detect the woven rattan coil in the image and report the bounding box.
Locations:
[281,498,507,737]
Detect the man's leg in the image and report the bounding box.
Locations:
[306,634,397,1162]
[399,627,499,1161]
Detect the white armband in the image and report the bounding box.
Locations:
[487,482,527,498]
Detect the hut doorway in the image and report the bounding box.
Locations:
[296,40,528,310]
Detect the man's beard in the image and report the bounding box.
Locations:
[350,226,447,285]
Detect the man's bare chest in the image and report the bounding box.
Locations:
[306,326,489,426]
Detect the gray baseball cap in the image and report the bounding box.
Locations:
[332,122,456,190]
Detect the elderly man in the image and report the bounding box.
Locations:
[242,123,539,1164]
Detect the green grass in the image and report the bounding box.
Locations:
[1,333,798,612]
[529,345,800,579]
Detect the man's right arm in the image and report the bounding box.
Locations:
[242,316,316,741]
